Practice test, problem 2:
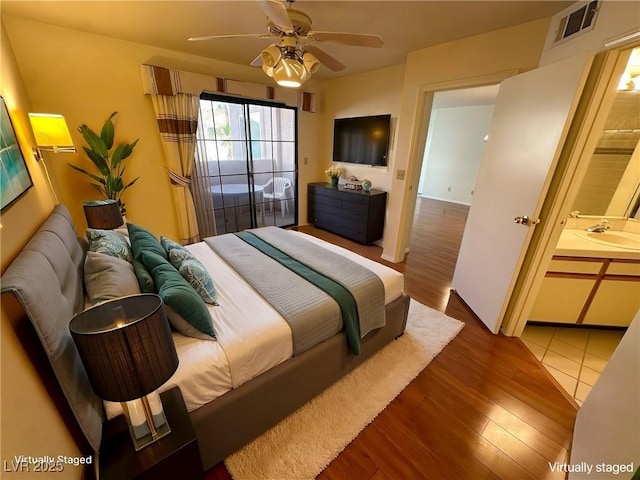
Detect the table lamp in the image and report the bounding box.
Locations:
[70,294,179,450]
[83,200,124,229]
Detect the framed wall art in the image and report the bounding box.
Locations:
[0,96,33,211]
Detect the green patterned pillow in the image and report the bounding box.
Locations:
[161,236,194,269]
[179,259,218,306]
[140,251,215,340]
[168,247,195,268]
[127,222,166,261]
[161,237,217,305]
[86,228,132,263]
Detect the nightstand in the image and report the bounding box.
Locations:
[99,386,204,480]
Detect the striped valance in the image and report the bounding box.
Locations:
[141,64,317,113]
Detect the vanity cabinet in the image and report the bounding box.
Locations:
[530,256,640,327]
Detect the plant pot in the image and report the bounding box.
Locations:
[330,177,339,188]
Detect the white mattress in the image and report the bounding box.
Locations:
[105,231,403,419]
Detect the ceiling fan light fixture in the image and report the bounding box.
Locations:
[261,44,282,68]
[262,63,275,78]
[302,52,320,74]
[272,57,308,88]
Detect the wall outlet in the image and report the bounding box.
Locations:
[396,169,405,180]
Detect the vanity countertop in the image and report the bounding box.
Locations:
[555,228,640,260]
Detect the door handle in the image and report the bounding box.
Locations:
[514,215,540,226]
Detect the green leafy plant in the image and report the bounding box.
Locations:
[68,112,139,213]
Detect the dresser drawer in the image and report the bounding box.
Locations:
[308,183,386,244]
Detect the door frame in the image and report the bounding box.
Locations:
[502,44,638,336]
[400,71,520,260]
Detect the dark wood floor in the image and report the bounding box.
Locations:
[206,197,576,480]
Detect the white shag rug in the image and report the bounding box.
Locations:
[224,300,465,480]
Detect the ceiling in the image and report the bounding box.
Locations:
[2,0,574,80]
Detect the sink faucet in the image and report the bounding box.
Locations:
[585,218,610,233]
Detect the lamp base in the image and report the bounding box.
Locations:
[122,392,171,451]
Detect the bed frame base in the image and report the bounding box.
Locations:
[190,293,410,469]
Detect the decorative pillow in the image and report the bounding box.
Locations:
[140,251,215,340]
[127,222,167,261]
[132,259,155,293]
[84,251,141,304]
[161,236,218,305]
[86,228,132,263]
[168,247,195,269]
[179,259,218,306]
[161,236,191,263]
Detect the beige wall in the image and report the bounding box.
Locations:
[383,18,552,261]
[314,18,551,260]
[319,63,405,209]
[2,15,321,237]
[1,23,84,479]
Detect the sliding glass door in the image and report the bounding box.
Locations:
[192,95,297,236]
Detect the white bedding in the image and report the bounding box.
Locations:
[105,230,403,419]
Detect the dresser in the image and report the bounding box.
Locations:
[308,182,387,244]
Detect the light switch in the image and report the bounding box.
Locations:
[396,169,405,180]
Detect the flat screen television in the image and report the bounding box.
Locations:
[332,114,391,167]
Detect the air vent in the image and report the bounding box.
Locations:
[554,1,599,44]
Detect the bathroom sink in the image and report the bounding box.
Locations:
[575,230,640,250]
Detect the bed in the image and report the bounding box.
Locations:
[1,204,410,472]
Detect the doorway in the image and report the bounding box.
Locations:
[416,84,499,205]
[191,94,297,236]
[408,84,499,310]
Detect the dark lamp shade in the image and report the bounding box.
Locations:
[83,200,123,229]
[70,294,179,402]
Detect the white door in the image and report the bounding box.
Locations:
[452,53,594,333]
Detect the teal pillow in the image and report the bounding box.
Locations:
[179,259,218,306]
[140,251,215,340]
[161,236,193,269]
[162,236,218,305]
[127,223,166,261]
[168,248,194,268]
[132,259,155,293]
[86,228,132,263]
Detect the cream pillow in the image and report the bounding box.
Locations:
[84,251,141,304]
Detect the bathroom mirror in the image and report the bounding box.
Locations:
[572,47,640,219]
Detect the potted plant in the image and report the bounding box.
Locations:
[325,166,343,187]
[68,112,139,214]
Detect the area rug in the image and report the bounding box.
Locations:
[224,300,465,480]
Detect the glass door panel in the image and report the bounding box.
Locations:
[193,96,297,236]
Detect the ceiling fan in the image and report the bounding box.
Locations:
[188,0,384,88]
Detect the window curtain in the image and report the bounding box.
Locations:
[141,64,317,243]
[149,93,200,244]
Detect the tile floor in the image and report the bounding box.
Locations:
[521,325,626,406]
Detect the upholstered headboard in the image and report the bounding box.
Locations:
[1,204,103,451]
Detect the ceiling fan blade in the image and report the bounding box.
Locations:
[308,31,384,48]
[257,0,294,33]
[188,33,271,42]
[305,46,345,72]
[250,54,263,67]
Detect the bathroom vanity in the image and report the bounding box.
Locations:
[530,223,640,327]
